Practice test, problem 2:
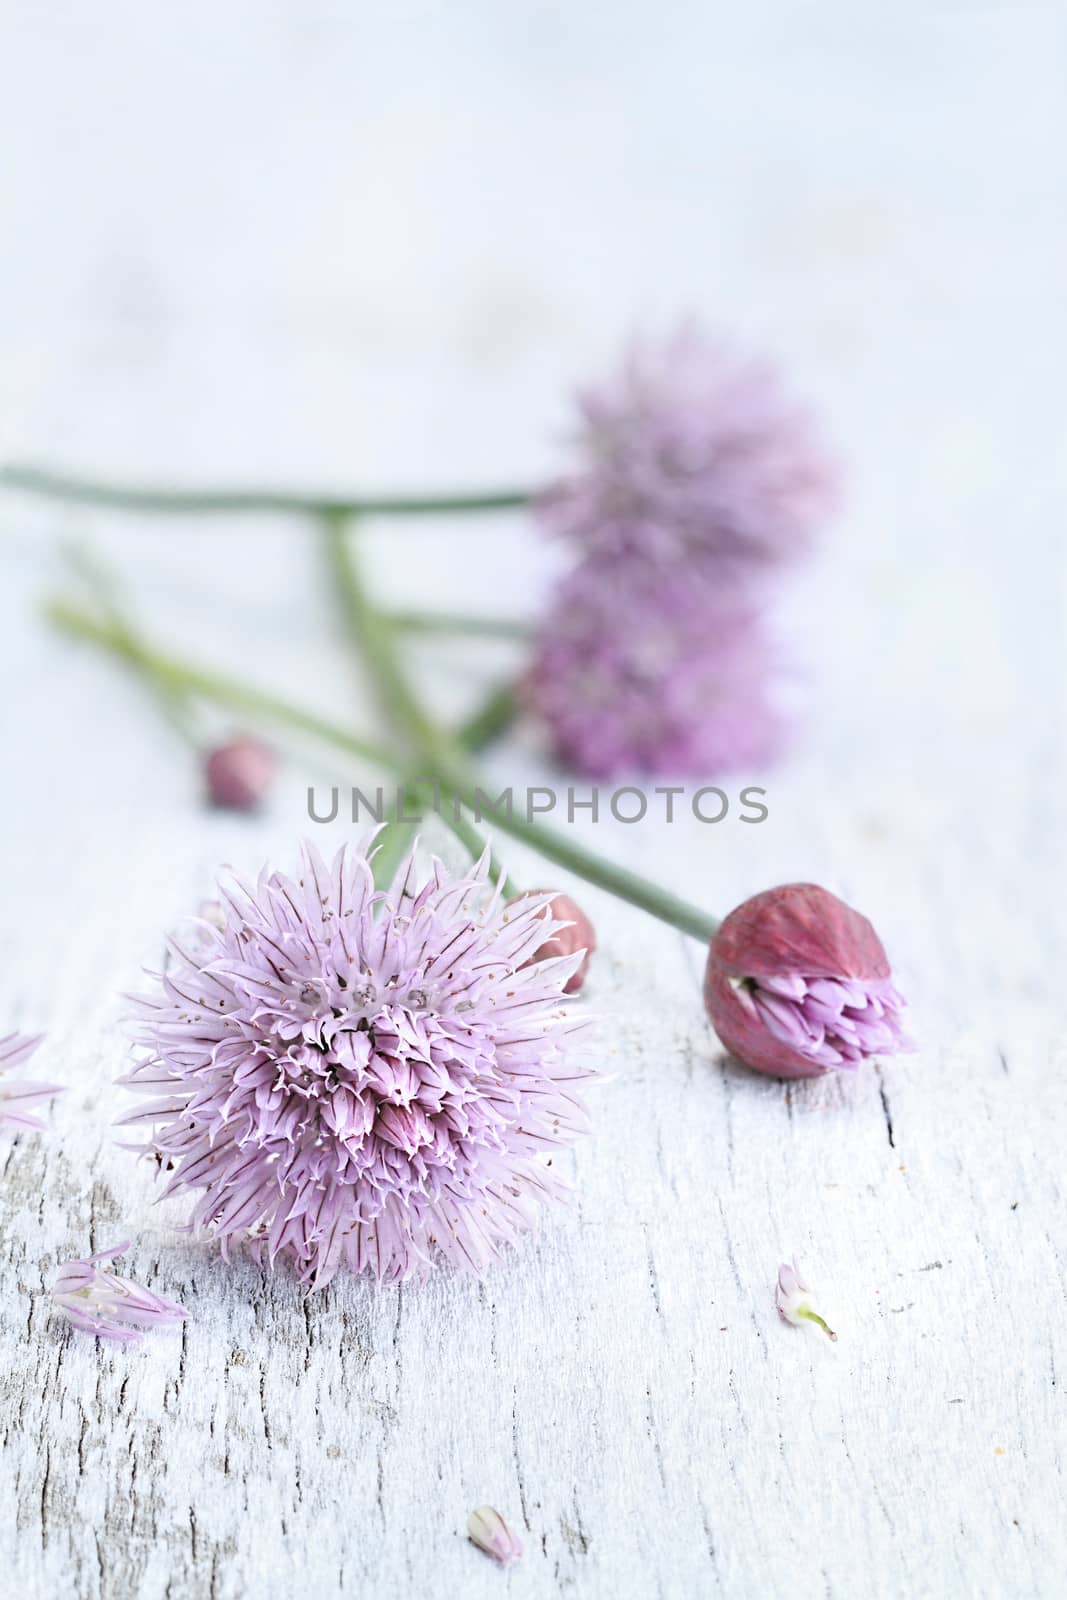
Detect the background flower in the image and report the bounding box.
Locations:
[526,558,791,777]
[537,323,837,576]
[121,843,595,1286]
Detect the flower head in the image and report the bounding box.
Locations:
[52,1241,187,1344]
[776,1257,837,1340]
[704,883,910,1079]
[510,891,596,994]
[526,559,790,777]
[538,324,837,575]
[204,734,275,811]
[0,1032,63,1131]
[122,842,593,1287]
[467,1505,523,1565]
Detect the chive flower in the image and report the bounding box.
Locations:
[121,843,594,1286]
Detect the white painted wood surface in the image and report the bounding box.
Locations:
[1,5,1064,1596]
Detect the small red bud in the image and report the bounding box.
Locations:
[512,891,596,994]
[203,736,274,812]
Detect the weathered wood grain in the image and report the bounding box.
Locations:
[2,4,1065,1596]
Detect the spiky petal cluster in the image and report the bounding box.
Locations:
[528,325,834,777]
[0,1032,63,1131]
[122,843,593,1287]
[704,882,911,1079]
[52,1241,187,1345]
[537,324,837,574]
[525,559,789,777]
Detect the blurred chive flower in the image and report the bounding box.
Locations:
[537,323,837,575]
[526,323,835,778]
[525,559,790,777]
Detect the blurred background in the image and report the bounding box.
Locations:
[2,0,1063,969]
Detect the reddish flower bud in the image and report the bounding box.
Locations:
[704,883,909,1079]
[203,736,274,811]
[511,891,596,994]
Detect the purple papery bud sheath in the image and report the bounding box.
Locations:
[204,735,274,811]
[467,1506,523,1565]
[0,1032,64,1131]
[510,891,596,994]
[704,883,912,1079]
[120,843,595,1287]
[52,1241,187,1345]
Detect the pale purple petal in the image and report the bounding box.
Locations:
[121,842,595,1287]
[751,975,909,1073]
[52,1241,187,1345]
[0,1032,63,1131]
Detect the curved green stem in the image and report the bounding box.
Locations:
[456,680,519,752]
[390,610,531,642]
[320,515,719,944]
[4,462,530,520]
[47,601,721,945]
[797,1307,838,1342]
[321,512,514,891]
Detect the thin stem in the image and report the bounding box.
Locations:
[4,462,530,520]
[456,680,519,752]
[321,512,513,890]
[318,519,718,944]
[47,601,393,770]
[389,609,531,642]
[48,601,720,944]
[797,1307,838,1342]
[61,545,200,747]
[321,511,444,755]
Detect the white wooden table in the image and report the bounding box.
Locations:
[2,5,1064,1596]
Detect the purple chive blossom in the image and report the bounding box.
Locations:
[537,323,838,575]
[467,1506,523,1565]
[746,972,909,1071]
[0,1033,63,1131]
[52,1241,187,1345]
[121,842,594,1287]
[776,1257,837,1341]
[525,558,791,778]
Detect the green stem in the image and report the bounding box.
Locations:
[4,462,530,520]
[319,518,719,944]
[321,512,513,890]
[47,601,721,944]
[47,600,392,769]
[797,1307,838,1342]
[61,545,200,746]
[456,680,519,752]
[390,610,531,642]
